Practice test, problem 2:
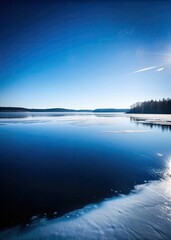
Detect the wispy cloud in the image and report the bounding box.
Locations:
[157,68,164,72]
[157,153,163,157]
[133,66,157,73]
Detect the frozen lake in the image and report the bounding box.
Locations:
[0,112,171,239]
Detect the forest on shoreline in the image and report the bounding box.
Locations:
[129,98,171,114]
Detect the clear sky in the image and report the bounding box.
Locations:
[0,0,171,109]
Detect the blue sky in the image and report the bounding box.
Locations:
[0,0,171,109]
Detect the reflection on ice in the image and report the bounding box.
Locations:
[129,114,171,132]
[0,112,125,126]
[103,130,153,134]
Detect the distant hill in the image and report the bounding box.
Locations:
[0,107,29,112]
[0,107,89,112]
[0,107,129,113]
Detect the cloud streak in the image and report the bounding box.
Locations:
[133,66,157,73]
[157,68,164,72]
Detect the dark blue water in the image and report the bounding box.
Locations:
[0,113,171,230]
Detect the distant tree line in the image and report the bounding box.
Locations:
[129,98,171,114]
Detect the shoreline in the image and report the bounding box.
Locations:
[128,114,171,126]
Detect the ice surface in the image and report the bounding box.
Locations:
[1,175,171,240]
